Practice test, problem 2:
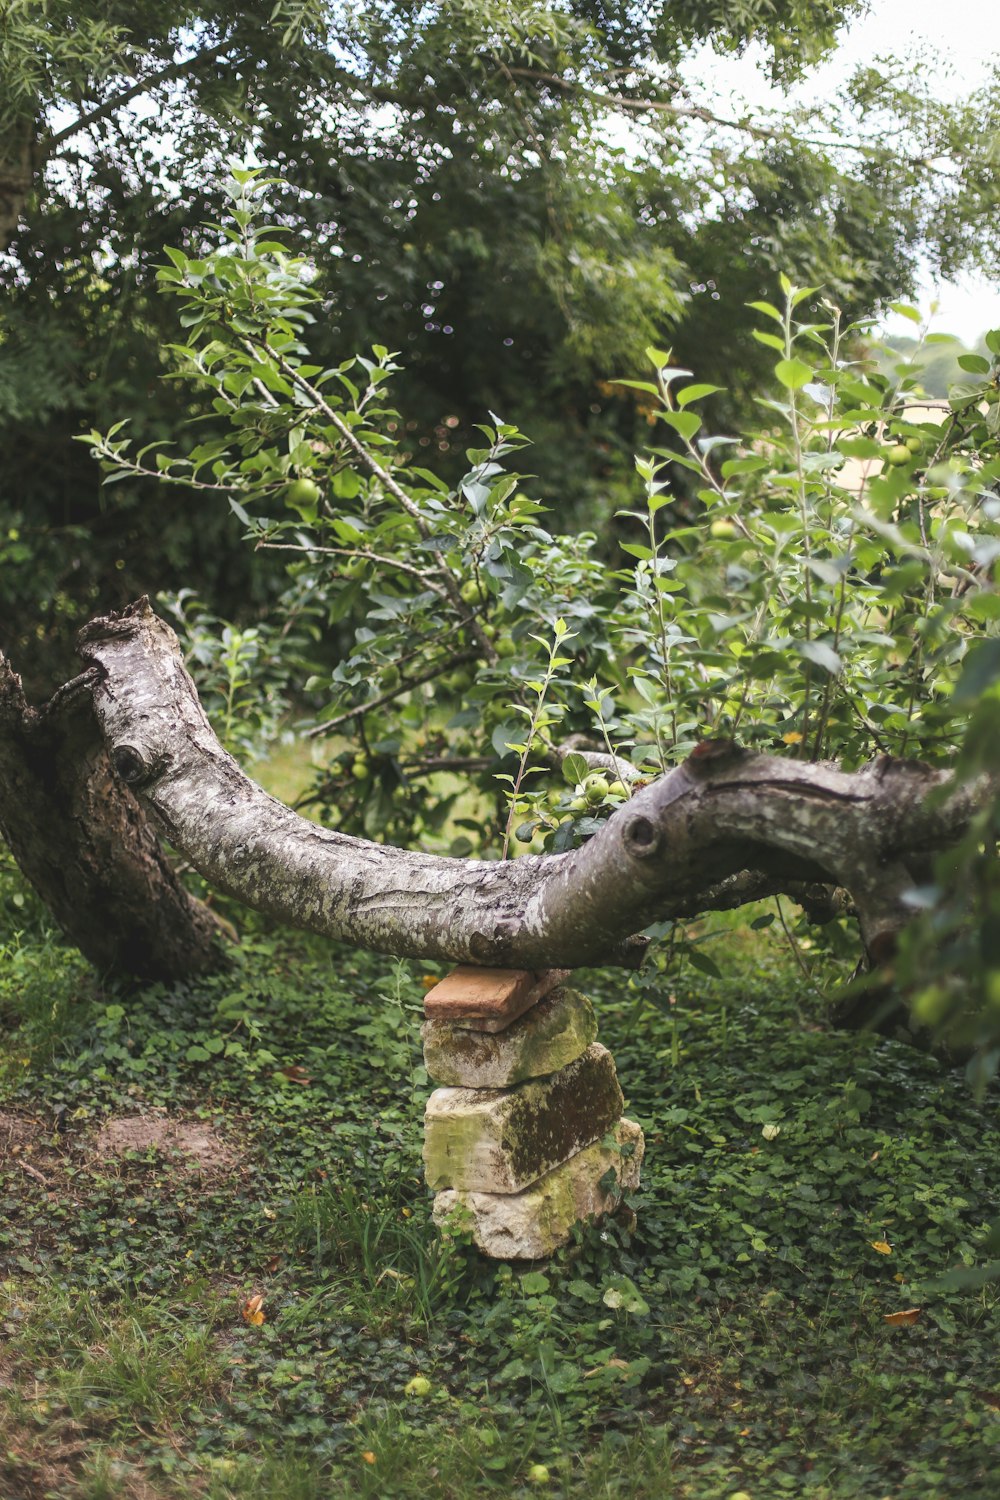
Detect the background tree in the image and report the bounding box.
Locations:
[2,0,999,683]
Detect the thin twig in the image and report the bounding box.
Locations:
[503,66,959,173]
[305,650,480,738]
[250,333,500,665]
[254,542,450,599]
[18,1159,51,1188]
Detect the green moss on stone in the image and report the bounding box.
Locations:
[423,1046,623,1192]
[422,988,598,1089]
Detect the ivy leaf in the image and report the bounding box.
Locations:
[602,1277,650,1316]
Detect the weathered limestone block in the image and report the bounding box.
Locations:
[434,1118,645,1260]
[423,1042,624,1193]
[422,985,598,1089]
[422,965,570,1032]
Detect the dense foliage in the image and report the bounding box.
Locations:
[3,1,1000,676]
[66,169,1000,1073]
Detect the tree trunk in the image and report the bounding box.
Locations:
[0,118,36,251]
[70,598,989,973]
[0,649,228,980]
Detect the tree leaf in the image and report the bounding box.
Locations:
[774,358,814,391]
[677,383,725,408]
[797,640,842,676]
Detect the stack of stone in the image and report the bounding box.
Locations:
[422,966,644,1260]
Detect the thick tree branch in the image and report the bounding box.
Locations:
[75,599,989,973]
[0,117,36,250]
[46,44,230,150]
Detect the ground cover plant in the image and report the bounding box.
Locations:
[2,845,998,1499]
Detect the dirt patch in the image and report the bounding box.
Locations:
[0,1112,42,1160]
[91,1114,238,1177]
[0,1422,180,1500]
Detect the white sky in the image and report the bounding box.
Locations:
[684,0,1000,344]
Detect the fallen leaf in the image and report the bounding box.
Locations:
[871,1240,892,1255]
[277,1064,312,1086]
[361,1451,376,1465]
[782,731,804,745]
[883,1308,921,1326]
[242,1293,265,1325]
[422,975,439,990]
[584,1358,631,1378]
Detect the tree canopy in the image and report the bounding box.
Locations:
[3,0,999,678]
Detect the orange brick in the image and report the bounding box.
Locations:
[422,966,571,1031]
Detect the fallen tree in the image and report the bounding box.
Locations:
[1,597,986,984]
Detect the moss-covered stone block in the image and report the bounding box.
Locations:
[422,986,598,1088]
[433,1118,644,1259]
[423,1042,624,1193]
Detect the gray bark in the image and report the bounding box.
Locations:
[75,598,988,971]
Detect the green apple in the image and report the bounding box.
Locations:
[404,1375,432,1397]
[526,1464,551,1485]
[584,772,610,805]
[285,477,321,508]
[459,579,482,605]
[886,444,912,466]
[709,519,737,540]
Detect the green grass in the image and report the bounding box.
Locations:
[1,866,999,1498]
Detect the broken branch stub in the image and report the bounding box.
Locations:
[78,599,987,969]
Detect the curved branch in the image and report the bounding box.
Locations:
[77,600,990,971]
